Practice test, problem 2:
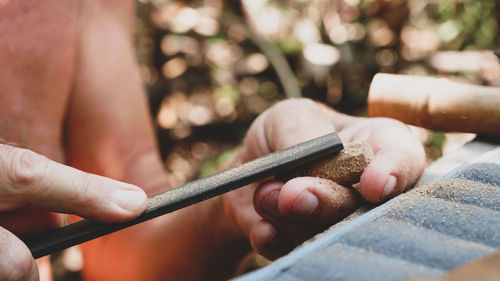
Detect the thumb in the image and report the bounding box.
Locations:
[0,227,38,281]
[0,145,147,222]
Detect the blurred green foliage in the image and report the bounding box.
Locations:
[199,148,236,177]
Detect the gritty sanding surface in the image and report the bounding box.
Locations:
[284,244,444,281]
[278,142,374,186]
[236,145,500,281]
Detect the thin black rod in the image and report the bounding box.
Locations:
[26,133,343,258]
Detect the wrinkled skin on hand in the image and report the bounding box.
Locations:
[224,98,425,260]
[0,144,147,281]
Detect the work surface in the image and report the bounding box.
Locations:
[236,140,500,281]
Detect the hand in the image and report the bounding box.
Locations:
[0,144,147,281]
[224,98,425,260]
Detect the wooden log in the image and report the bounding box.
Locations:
[368,73,500,136]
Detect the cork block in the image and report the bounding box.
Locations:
[277,142,374,186]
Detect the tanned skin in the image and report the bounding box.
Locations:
[0,1,425,280]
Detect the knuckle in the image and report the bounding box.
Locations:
[7,148,49,190]
[69,173,95,209]
[272,98,316,111]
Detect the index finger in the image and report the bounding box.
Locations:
[0,145,147,222]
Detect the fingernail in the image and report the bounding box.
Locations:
[290,190,318,215]
[113,189,146,213]
[261,190,281,217]
[382,175,397,198]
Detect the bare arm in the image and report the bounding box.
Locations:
[65,0,167,193]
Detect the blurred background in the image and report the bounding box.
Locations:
[53,0,500,280]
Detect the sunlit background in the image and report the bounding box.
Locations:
[53,0,500,280]
[135,0,500,188]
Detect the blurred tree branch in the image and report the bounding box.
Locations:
[221,12,302,98]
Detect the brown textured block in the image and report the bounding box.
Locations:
[277,142,374,186]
